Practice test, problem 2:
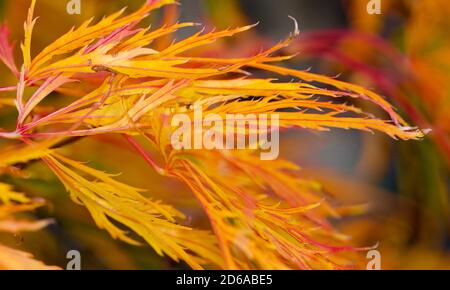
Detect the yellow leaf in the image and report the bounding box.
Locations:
[0,244,60,270]
[20,0,36,71]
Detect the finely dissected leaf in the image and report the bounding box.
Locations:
[0,141,53,168]
[250,63,409,127]
[19,74,75,124]
[0,24,19,75]
[20,0,37,71]
[0,0,427,270]
[0,182,59,269]
[112,22,197,52]
[0,218,54,233]
[44,152,222,269]
[28,0,177,75]
[0,244,60,270]
[170,156,358,269]
[0,182,31,204]
[153,24,258,58]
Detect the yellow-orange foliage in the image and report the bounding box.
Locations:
[0,0,426,269]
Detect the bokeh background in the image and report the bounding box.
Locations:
[0,0,448,269]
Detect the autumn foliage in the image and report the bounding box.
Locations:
[0,0,427,269]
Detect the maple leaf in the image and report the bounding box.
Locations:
[0,183,58,269]
[0,0,427,269]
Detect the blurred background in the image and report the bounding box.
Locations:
[0,0,448,269]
